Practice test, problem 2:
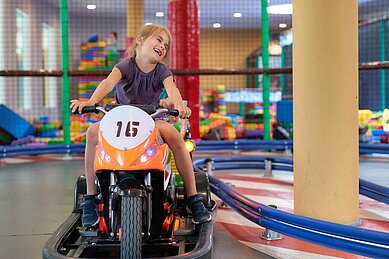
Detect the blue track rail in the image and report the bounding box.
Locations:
[5,140,389,156]
[1,141,388,204]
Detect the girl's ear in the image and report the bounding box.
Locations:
[135,36,143,46]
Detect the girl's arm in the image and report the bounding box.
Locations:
[88,67,122,104]
[163,76,191,119]
[70,67,122,113]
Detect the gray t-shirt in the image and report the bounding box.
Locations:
[114,58,173,106]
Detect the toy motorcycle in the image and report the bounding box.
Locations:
[67,104,213,258]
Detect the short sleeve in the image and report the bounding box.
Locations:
[115,59,130,79]
[158,63,173,84]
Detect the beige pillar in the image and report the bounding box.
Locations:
[127,0,144,42]
[293,0,359,224]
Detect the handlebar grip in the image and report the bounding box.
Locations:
[72,108,84,115]
[167,108,180,117]
[72,104,98,114]
[72,103,98,114]
[82,105,99,114]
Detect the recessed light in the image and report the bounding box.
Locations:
[156,11,164,17]
[233,12,242,18]
[279,23,287,28]
[87,4,96,10]
[213,22,221,28]
[267,4,293,14]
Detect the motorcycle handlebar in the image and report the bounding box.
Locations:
[73,104,181,117]
[105,104,157,114]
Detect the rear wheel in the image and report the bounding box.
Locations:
[195,172,212,208]
[120,195,142,259]
[74,175,87,211]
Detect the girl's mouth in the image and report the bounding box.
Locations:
[154,48,162,56]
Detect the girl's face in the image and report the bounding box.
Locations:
[137,31,170,63]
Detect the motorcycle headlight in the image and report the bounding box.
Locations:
[185,140,196,153]
[140,146,156,162]
[132,140,160,165]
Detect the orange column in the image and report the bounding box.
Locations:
[126,0,144,50]
[293,0,359,224]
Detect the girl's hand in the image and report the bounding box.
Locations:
[175,104,191,119]
[70,100,90,114]
[160,97,174,108]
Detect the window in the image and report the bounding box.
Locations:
[16,9,31,109]
[42,23,57,108]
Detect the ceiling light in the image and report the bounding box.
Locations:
[156,11,164,17]
[145,22,152,26]
[86,4,96,10]
[279,23,287,28]
[213,22,221,29]
[233,12,242,18]
[267,4,293,14]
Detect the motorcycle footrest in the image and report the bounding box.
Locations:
[174,217,196,236]
[79,226,99,237]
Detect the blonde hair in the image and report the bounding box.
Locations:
[127,24,172,65]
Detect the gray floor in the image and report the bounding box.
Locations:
[0,159,82,259]
[0,157,271,259]
[359,159,389,186]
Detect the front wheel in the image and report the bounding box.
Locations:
[120,195,142,259]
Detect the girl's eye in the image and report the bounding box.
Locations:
[157,38,162,42]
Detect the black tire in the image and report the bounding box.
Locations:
[194,172,212,208]
[73,175,86,211]
[120,195,142,259]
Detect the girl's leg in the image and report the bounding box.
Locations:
[81,122,100,227]
[156,120,212,224]
[156,120,197,196]
[85,122,100,195]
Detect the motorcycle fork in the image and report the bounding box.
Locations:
[144,172,153,238]
[108,172,119,238]
[108,172,152,238]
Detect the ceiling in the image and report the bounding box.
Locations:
[48,0,388,29]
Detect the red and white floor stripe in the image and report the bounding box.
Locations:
[213,172,389,259]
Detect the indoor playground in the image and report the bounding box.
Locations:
[1,1,389,259]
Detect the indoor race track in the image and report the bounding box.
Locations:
[1,152,389,259]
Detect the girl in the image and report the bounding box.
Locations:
[70,24,211,227]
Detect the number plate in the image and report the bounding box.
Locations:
[100,106,155,150]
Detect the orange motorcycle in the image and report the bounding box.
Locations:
[43,104,215,259]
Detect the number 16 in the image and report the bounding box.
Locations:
[116,121,140,138]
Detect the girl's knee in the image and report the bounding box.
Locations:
[160,126,181,143]
[86,123,99,141]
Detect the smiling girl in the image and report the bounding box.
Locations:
[70,24,211,227]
